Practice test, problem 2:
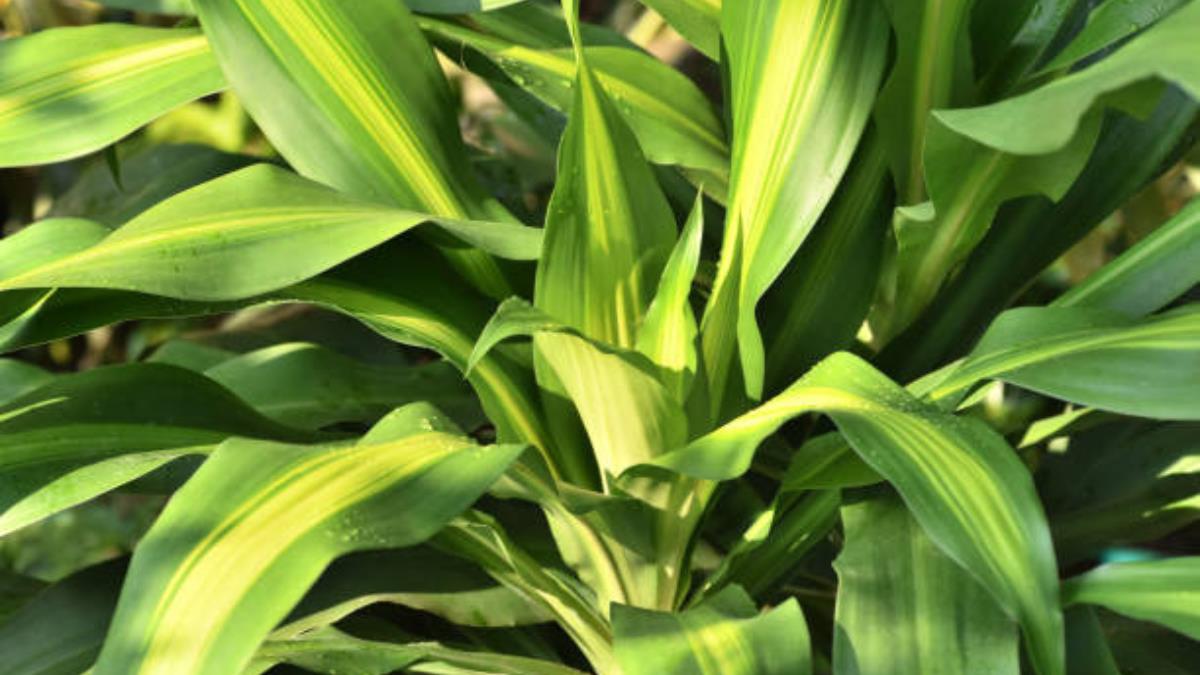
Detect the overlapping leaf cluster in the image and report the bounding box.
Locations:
[0,1,1198,674]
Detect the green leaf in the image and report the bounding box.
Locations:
[878,86,1198,380]
[205,342,479,430]
[761,133,891,388]
[635,0,720,59]
[0,360,52,407]
[1041,0,1191,73]
[0,363,316,538]
[702,0,887,404]
[0,560,125,675]
[49,143,256,228]
[0,165,540,301]
[655,352,1063,675]
[874,107,1103,341]
[874,0,976,203]
[252,627,584,675]
[697,489,839,602]
[973,0,1075,96]
[927,305,1200,420]
[0,25,223,167]
[417,16,729,189]
[471,298,686,480]
[612,585,811,675]
[1039,421,1200,564]
[408,0,528,12]
[1063,558,1200,640]
[780,434,880,492]
[636,193,704,399]
[533,15,678,350]
[277,548,551,635]
[93,407,524,675]
[193,0,518,298]
[1054,196,1200,316]
[93,0,195,12]
[833,493,1019,675]
[1064,607,1121,675]
[937,2,1200,156]
[875,2,1200,338]
[435,512,616,673]
[287,249,557,471]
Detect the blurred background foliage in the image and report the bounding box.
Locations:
[0,0,1197,590]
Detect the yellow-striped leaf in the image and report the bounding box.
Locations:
[927,305,1200,420]
[0,165,539,301]
[653,352,1064,675]
[1053,196,1200,317]
[701,0,887,406]
[612,585,810,675]
[93,405,524,675]
[534,6,678,349]
[192,0,518,297]
[470,298,686,481]
[0,25,223,167]
[1062,557,1200,641]
[418,16,729,188]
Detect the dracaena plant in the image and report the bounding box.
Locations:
[1,0,1199,673]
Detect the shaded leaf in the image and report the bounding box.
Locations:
[0,25,223,167]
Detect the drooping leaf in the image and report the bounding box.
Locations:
[926,305,1200,420]
[878,86,1198,379]
[875,1,1200,339]
[251,627,584,675]
[612,585,811,675]
[701,0,887,404]
[0,363,316,538]
[49,143,256,227]
[277,547,551,635]
[0,360,52,406]
[938,2,1200,155]
[1062,558,1200,641]
[93,406,524,675]
[0,25,224,167]
[286,248,557,472]
[653,352,1063,675]
[418,16,729,186]
[205,342,479,430]
[1040,0,1191,73]
[1054,196,1200,316]
[833,493,1019,675]
[435,511,616,673]
[192,0,519,298]
[0,165,540,301]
